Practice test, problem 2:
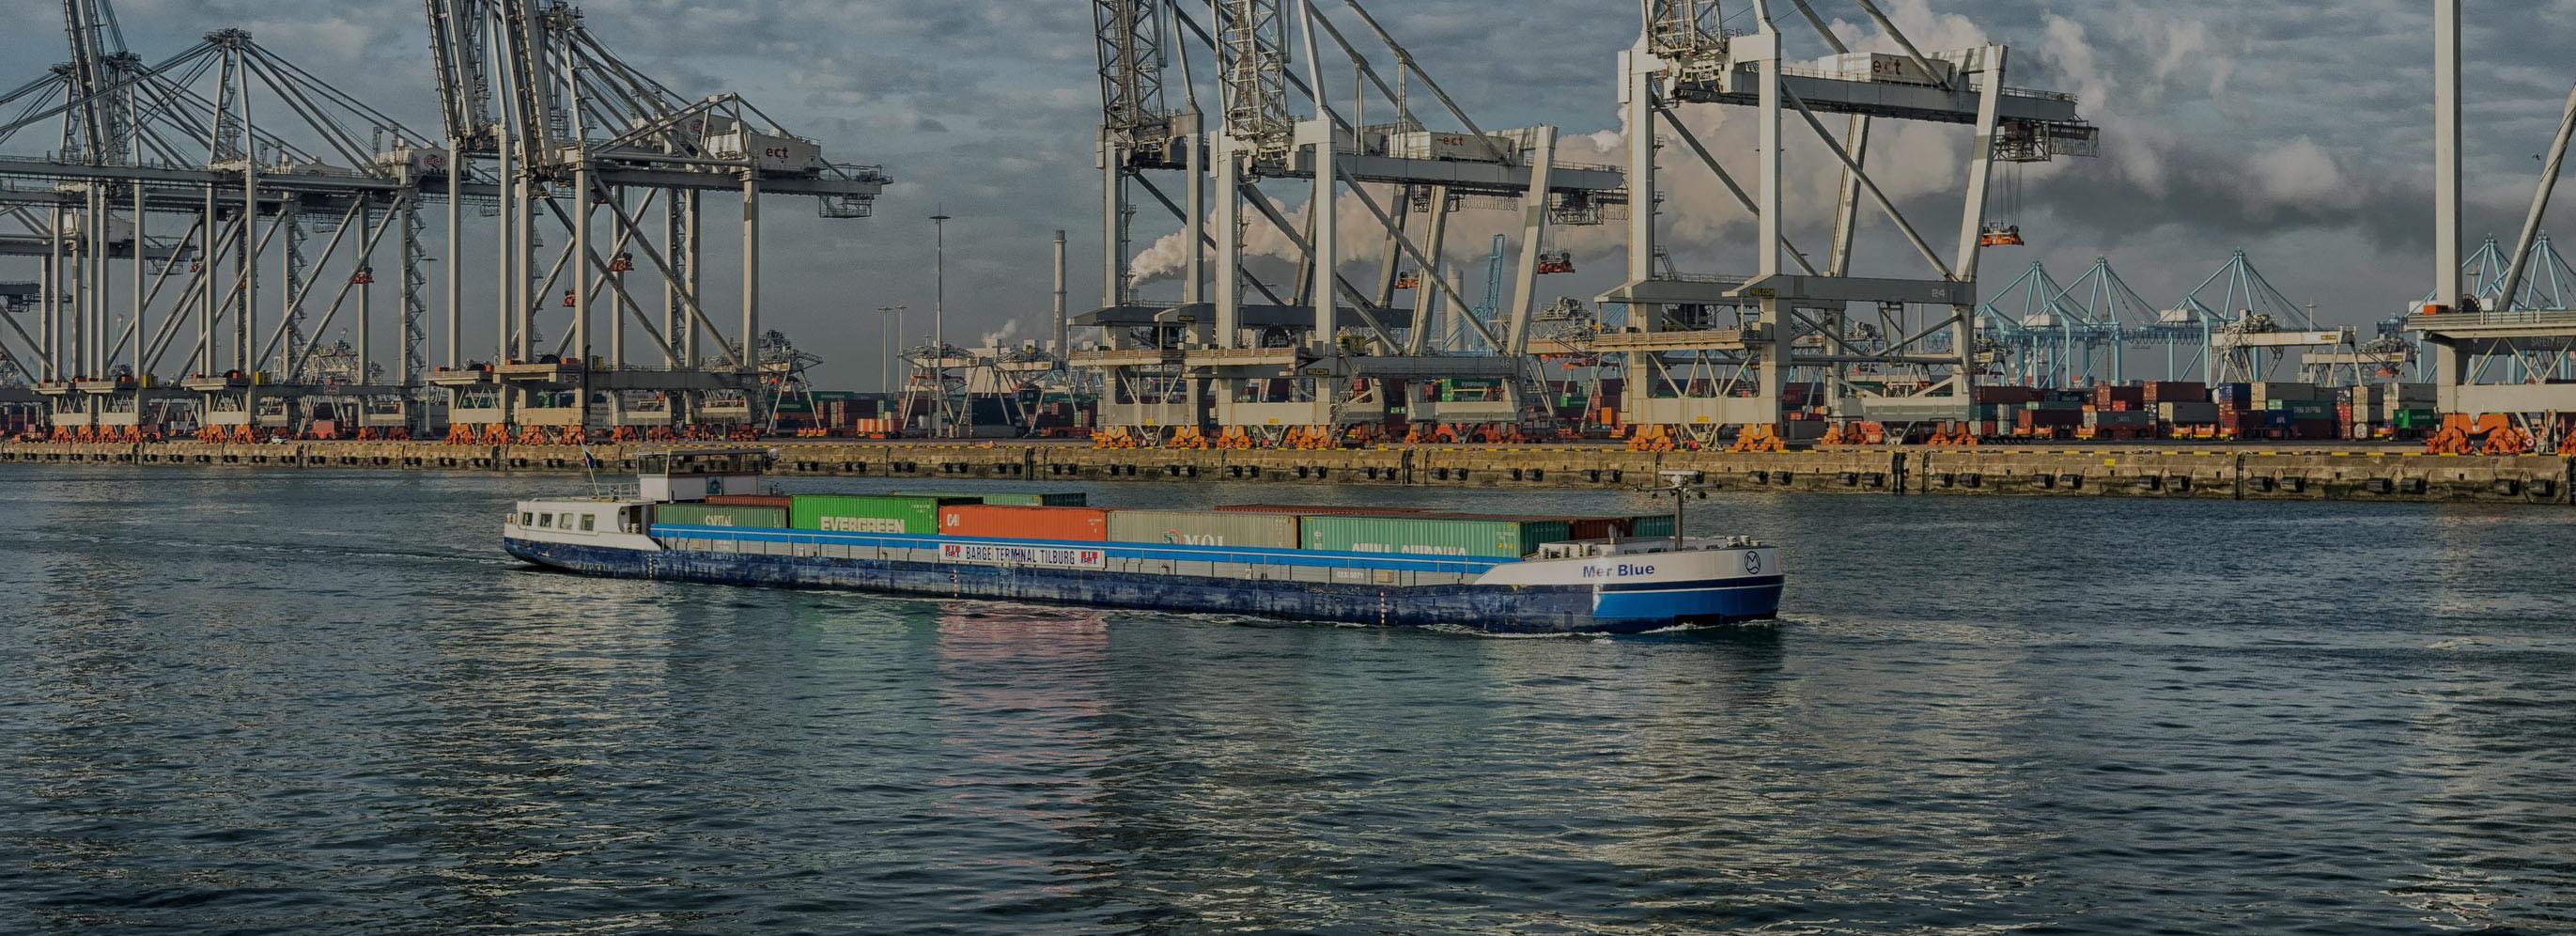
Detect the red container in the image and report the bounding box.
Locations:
[2096,386,2146,409]
[706,494,793,509]
[1561,516,1653,539]
[2142,381,2210,405]
[939,505,1110,541]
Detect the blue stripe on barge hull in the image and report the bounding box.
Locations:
[1591,579,1787,625]
[502,538,1769,635]
[647,523,1514,575]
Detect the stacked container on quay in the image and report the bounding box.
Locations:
[1957,381,2442,443]
[501,450,1783,634]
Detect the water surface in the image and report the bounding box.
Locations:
[2,468,2570,933]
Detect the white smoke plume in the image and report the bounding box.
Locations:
[977,317,1024,350]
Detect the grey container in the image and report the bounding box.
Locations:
[1107,509,1300,549]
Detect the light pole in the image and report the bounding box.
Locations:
[876,304,907,398]
[930,211,953,438]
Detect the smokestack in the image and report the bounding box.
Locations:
[1052,229,1069,367]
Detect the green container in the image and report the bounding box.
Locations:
[1629,514,1677,538]
[789,494,954,534]
[654,503,786,528]
[890,491,1088,507]
[1300,515,1571,559]
[1108,509,1300,549]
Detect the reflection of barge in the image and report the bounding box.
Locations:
[503,449,1783,635]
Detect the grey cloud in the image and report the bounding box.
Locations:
[3,0,2568,384]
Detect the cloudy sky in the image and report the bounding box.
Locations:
[9,0,2576,388]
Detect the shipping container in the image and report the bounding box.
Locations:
[1107,509,1299,549]
[790,493,958,535]
[654,503,786,528]
[1629,514,1678,539]
[1829,51,1958,86]
[706,493,794,509]
[1217,504,1430,517]
[2095,386,2147,409]
[1300,514,1571,559]
[2159,400,2221,424]
[940,505,1110,541]
[891,490,1088,507]
[1387,130,1519,163]
[1556,514,1680,540]
[2141,381,2210,405]
[2251,382,2321,405]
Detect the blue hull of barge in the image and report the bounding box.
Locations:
[503,538,1784,635]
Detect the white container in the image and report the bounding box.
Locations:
[1829,52,1955,86]
[1388,131,1517,164]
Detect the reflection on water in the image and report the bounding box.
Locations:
[1,469,2574,933]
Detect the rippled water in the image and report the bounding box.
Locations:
[3,467,2573,933]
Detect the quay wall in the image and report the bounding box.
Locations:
[1,441,2566,507]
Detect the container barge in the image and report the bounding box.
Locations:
[501,449,1784,634]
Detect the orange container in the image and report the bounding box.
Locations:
[939,505,1110,541]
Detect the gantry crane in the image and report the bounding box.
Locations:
[1607,0,2098,450]
[0,14,440,442]
[2415,0,2576,453]
[417,0,887,444]
[0,0,888,444]
[1080,0,1627,448]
